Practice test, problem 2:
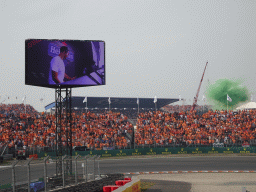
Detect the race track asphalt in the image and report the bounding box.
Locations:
[1,154,256,186]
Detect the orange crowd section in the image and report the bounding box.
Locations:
[0,104,133,150]
[0,104,256,150]
[135,109,256,146]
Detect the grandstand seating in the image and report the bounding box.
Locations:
[135,109,256,148]
[1,103,256,156]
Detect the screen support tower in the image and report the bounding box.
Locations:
[55,87,72,177]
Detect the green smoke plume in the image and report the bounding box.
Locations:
[205,78,250,111]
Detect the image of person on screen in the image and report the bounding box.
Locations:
[48,46,76,84]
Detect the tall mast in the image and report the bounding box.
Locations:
[191,61,208,112]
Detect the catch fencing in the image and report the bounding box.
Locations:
[0,155,101,192]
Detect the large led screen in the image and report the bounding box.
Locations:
[25,39,105,88]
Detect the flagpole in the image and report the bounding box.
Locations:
[154,96,157,112]
[109,98,110,112]
[25,96,26,115]
[138,99,139,114]
[227,97,228,112]
[179,95,180,113]
[86,101,87,113]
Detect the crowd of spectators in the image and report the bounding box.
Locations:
[1,103,256,155]
[135,109,256,147]
[69,110,133,149]
[0,104,133,152]
[0,104,39,119]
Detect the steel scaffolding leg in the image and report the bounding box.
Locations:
[55,87,73,176]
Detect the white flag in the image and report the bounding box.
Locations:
[154,96,157,103]
[137,97,139,105]
[22,96,26,102]
[227,94,232,102]
[108,97,111,104]
[202,95,206,101]
[83,97,87,103]
[179,94,181,101]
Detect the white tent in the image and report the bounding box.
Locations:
[236,102,256,110]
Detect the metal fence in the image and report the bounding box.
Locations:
[0,155,101,192]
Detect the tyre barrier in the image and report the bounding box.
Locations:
[113,177,141,192]
[103,179,132,191]
[29,154,38,159]
[50,174,124,192]
[115,180,126,186]
[103,180,131,191]
[115,180,131,186]
[103,185,119,192]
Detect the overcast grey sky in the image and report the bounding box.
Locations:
[0,0,256,112]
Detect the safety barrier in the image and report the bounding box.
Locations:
[113,177,141,192]
[29,154,38,159]
[115,180,131,186]
[37,146,256,159]
[103,185,119,192]
[103,177,135,192]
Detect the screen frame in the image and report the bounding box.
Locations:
[25,38,105,89]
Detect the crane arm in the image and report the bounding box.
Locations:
[191,62,208,112]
